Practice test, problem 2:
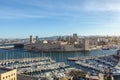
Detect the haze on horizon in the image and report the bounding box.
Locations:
[0,0,120,38]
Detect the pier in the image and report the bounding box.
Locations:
[0,57,55,69]
[67,54,113,61]
[0,43,25,49]
[0,57,51,65]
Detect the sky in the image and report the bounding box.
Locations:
[0,0,120,38]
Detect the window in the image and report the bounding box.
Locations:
[3,77,5,79]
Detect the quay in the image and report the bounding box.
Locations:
[67,54,113,61]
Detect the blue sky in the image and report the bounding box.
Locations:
[0,0,120,38]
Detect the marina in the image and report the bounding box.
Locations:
[75,55,119,74]
[0,56,74,80]
[0,49,119,80]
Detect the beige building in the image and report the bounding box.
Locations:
[83,39,90,51]
[0,68,17,80]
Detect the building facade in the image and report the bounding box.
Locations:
[0,69,17,80]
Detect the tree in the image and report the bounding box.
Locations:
[68,70,87,80]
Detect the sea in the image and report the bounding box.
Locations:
[0,49,119,80]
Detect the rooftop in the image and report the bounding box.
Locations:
[0,68,11,74]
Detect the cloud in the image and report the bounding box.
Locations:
[84,0,120,12]
[0,0,120,19]
[0,9,48,19]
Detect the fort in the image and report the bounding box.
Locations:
[24,34,90,52]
